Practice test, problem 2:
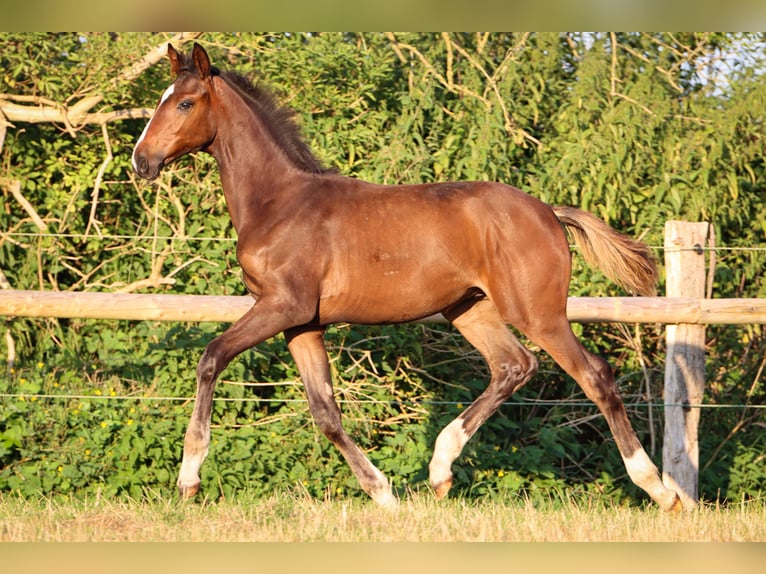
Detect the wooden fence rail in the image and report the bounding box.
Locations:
[1,290,765,325]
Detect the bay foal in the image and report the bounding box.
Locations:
[132,43,682,511]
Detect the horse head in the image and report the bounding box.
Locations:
[132,43,218,180]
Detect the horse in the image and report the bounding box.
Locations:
[132,42,682,511]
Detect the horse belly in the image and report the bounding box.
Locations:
[318,257,472,325]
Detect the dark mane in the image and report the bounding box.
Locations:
[219,70,333,175]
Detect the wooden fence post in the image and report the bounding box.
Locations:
[663,221,711,509]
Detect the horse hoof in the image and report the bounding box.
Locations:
[431,478,452,500]
[375,492,399,509]
[178,482,200,499]
[667,494,684,512]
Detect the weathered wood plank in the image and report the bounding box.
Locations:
[0,290,764,324]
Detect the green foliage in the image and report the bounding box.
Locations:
[1,33,764,506]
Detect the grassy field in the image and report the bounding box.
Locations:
[2,489,765,542]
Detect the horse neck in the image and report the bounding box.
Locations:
[208,77,300,232]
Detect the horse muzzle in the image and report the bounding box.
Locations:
[132,150,163,181]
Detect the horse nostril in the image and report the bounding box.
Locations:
[133,153,151,178]
[132,153,162,181]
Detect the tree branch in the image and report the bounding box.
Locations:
[84,123,114,238]
[1,177,48,232]
[0,32,201,130]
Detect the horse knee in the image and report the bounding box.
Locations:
[587,353,614,378]
[197,349,219,388]
[196,345,223,384]
[309,402,344,442]
[522,351,539,380]
[581,354,620,405]
[497,350,538,394]
[314,415,340,440]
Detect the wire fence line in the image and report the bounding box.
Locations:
[1,391,763,410]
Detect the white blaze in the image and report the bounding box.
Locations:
[131,84,176,172]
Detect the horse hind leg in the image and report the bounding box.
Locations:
[285,326,397,507]
[429,297,538,499]
[522,316,683,511]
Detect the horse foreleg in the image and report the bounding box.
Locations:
[285,326,397,507]
[430,298,538,499]
[177,300,298,498]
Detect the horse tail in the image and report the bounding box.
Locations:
[552,206,658,296]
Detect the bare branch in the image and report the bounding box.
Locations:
[1,177,48,232]
[448,33,540,146]
[114,33,201,87]
[0,116,8,157]
[0,32,201,130]
[84,123,114,238]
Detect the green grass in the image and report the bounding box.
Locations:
[1,488,765,542]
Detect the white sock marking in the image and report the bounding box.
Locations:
[178,443,208,488]
[622,449,659,485]
[429,418,470,486]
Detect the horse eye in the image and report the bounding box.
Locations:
[178,100,193,111]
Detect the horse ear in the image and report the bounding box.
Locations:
[167,44,182,76]
[191,42,212,80]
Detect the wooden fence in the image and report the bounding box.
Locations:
[1,221,764,508]
[0,289,764,324]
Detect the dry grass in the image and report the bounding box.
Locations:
[1,489,765,542]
